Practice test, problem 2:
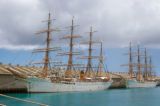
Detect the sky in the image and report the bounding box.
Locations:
[0,0,160,74]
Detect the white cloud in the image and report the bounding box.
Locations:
[1,0,160,50]
[0,44,39,50]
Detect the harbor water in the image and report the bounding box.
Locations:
[0,87,160,106]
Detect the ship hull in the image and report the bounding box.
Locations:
[27,77,112,93]
[126,79,157,88]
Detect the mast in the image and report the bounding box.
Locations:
[121,42,135,79]
[137,45,142,81]
[86,27,93,72]
[67,18,74,71]
[59,17,81,78]
[97,42,105,77]
[149,56,152,78]
[43,13,51,77]
[33,13,60,78]
[85,27,98,77]
[144,48,148,80]
[129,42,133,79]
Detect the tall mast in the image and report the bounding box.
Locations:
[97,42,104,77]
[59,17,81,78]
[80,27,99,77]
[43,13,51,77]
[99,42,103,64]
[33,13,60,78]
[144,48,148,80]
[149,56,152,78]
[121,42,137,79]
[84,27,99,77]
[67,18,74,71]
[86,27,93,72]
[137,45,142,81]
[129,42,133,79]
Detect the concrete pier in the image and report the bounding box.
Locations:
[0,65,39,93]
[109,78,126,89]
[0,74,27,93]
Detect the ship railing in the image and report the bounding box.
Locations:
[60,81,75,85]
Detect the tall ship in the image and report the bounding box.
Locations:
[124,43,157,88]
[27,13,112,93]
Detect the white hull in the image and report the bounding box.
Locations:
[27,77,112,93]
[126,79,157,88]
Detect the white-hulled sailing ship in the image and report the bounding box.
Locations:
[27,13,112,93]
[124,43,157,88]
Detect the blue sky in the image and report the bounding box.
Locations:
[1,47,159,75]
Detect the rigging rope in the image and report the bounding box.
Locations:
[26,53,34,66]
